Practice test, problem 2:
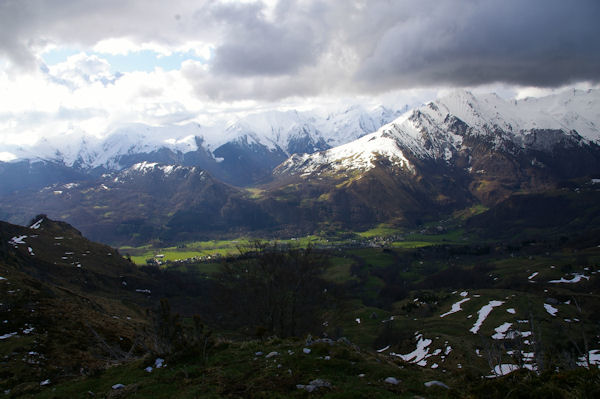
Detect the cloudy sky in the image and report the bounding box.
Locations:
[1,0,599,159]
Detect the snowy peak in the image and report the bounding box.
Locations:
[116,161,203,182]
[393,88,600,158]
[2,102,407,173]
[275,125,415,177]
[7,123,203,170]
[276,89,600,179]
[423,89,600,143]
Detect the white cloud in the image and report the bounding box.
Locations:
[0,0,598,152]
[0,152,17,162]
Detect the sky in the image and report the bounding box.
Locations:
[0,0,599,160]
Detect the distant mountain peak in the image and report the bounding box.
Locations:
[276,89,600,181]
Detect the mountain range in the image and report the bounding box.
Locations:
[1,104,406,188]
[1,89,599,245]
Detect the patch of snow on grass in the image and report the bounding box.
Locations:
[28,247,34,256]
[506,308,516,314]
[30,218,44,229]
[544,303,558,316]
[0,332,17,340]
[491,364,520,377]
[528,272,538,280]
[549,273,590,284]
[390,333,432,366]
[577,350,600,368]
[377,345,390,353]
[9,235,27,246]
[440,297,470,318]
[22,326,34,334]
[492,322,513,340]
[470,301,504,334]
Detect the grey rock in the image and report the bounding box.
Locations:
[384,377,400,385]
[424,380,450,389]
[309,379,332,388]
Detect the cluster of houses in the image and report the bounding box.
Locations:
[145,253,224,266]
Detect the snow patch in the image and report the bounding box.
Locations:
[440,297,470,318]
[29,218,44,229]
[390,333,432,366]
[491,364,520,377]
[491,322,513,340]
[577,349,600,368]
[0,332,17,340]
[549,273,590,284]
[544,303,558,316]
[528,272,538,280]
[470,301,504,334]
[9,235,27,246]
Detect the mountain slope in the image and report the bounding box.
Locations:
[0,162,272,245]
[1,90,599,245]
[0,217,160,393]
[275,89,600,207]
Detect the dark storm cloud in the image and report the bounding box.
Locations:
[200,0,329,77]
[354,0,600,90]
[1,0,599,101]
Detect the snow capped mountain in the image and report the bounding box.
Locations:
[3,104,406,172]
[8,124,202,170]
[116,161,204,182]
[277,89,600,178]
[277,128,415,176]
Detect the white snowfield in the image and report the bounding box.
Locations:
[469,300,504,334]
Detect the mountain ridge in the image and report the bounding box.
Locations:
[1,89,599,245]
